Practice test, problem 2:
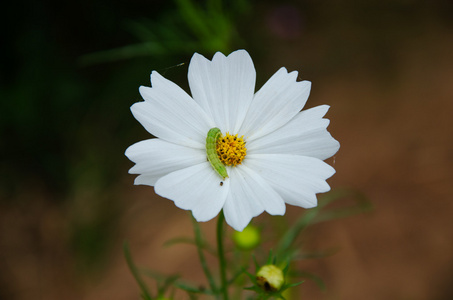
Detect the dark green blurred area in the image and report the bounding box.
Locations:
[1,0,452,298]
[1,0,219,198]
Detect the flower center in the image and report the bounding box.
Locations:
[216,132,247,166]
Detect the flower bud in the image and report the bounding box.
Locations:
[256,264,284,292]
[232,225,261,250]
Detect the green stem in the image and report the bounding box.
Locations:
[191,215,218,296]
[123,242,153,300]
[217,211,229,300]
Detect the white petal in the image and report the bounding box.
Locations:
[244,154,335,208]
[155,162,229,222]
[132,71,214,148]
[188,50,256,133]
[223,166,286,231]
[247,105,340,160]
[133,174,161,186]
[125,139,206,186]
[240,67,311,140]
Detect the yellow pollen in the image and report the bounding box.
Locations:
[216,132,247,166]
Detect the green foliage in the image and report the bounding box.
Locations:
[143,269,214,297]
[276,188,372,261]
[192,215,219,296]
[125,189,372,299]
[80,0,250,65]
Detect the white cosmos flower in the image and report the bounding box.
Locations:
[125,50,339,231]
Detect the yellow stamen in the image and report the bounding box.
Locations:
[216,132,247,166]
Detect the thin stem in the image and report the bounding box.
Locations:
[217,211,229,300]
[123,242,153,300]
[191,215,218,296]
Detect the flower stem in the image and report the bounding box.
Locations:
[123,242,153,300]
[217,210,229,300]
[191,215,218,296]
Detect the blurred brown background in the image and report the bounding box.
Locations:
[1,0,452,299]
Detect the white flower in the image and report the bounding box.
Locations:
[125,50,339,231]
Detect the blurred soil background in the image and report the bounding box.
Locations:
[1,0,453,299]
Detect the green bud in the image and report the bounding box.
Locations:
[232,225,261,250]
[256,264,285,292]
